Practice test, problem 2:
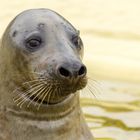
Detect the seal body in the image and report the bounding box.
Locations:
[0,9,94,140]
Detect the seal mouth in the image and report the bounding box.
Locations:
[29,95,56,105]
[13,76,87,109]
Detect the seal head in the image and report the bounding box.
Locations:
[1,9,87,109]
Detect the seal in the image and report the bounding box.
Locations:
[0,9,94,140]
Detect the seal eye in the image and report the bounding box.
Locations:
[72,35,82,50]
[26,38,42,50]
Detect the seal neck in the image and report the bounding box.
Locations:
[1,92,80,121]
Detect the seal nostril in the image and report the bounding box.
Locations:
[59,67,71,77]
[78,65,87,76]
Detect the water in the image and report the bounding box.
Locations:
[0,0,140,139]
[81,80,140,140]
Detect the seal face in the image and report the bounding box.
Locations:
[1,9,87,109]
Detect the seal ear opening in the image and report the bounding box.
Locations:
[12,30,18,37]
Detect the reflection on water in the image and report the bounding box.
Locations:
[0,0,140,140]
[81,80,140,140]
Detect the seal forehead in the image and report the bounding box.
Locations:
[10,9,76,36]
[7,8,80,55]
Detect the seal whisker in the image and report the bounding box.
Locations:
[50,88,56,102]
[87,77,102,87]
[13,85,44,106]
[37,86,52,110]
[55,88,59,101]
[13,90,27,104]
[13,83,45,103]
[16,84,45,108]
[54,87,59,101]
[12,79,45,98]
[58,87,62,98]
[87,81,102,99]
[32,86,50,107]
[26,85,48,108]
[29,72,44,75]
[35,87,49,106]
[21,79,46,86]
[86,85,97,98]
[13,81,43,97]
[88,81,102,95]
[87,76,99,83]
[57,87,63,101]
[88,83,99,95]
[46,88,53,106]
[18,85,46,108]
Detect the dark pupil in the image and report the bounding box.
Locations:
[28,39,40,47]
[73,36,79,46]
